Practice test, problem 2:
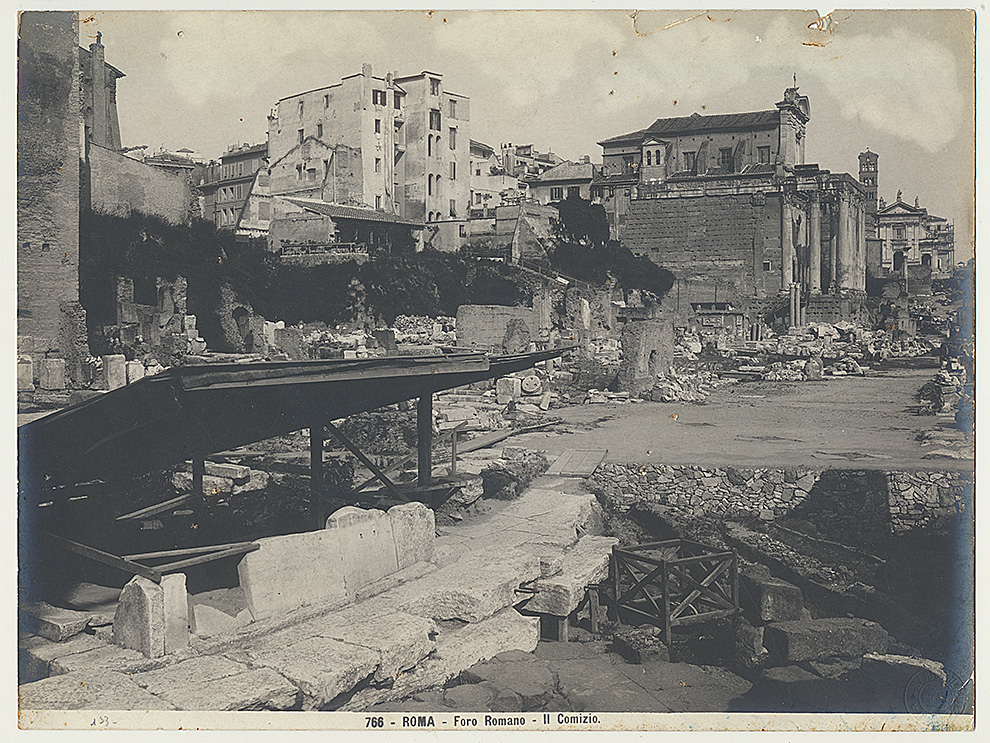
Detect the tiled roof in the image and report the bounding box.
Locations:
[600,109,780,146]
[283,198,424,227]
[535,162,595,183]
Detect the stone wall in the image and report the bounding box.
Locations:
[17,12,88,381]
[89,144,195,225]
[594,463,971,546]
[455,304,546,351]
[623,192,783,305]
[617,319,673,394]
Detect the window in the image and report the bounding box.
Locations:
[646,151,652,166]
[719,148,733,169]
[567,186,580,198]
[684,151,696,172]
[298,129,304,144]
[428,174,433,196]
[655,149,663,165]
[475,166,481,176]
[449,199,457,217]
[449,99,457,118]
[450,162,456,180]
[298,100,304,118]
[550,187,563,200]
[375,157,381,174]
[429,109,441,131]
[894,226,905,240]
[236,184,242,198]
[763,260,772,272]
[375,119,381,134]
[317,123,323,138]
[376,195,382,209]
[372,90,386,106]
[324,93,329,108]
[394,94,401,110]
[758,146,771,164]
[459,224,467,237]
[474,192,482,204]
[238,162,244,176]
[430,78,441,96]
[449,127,457,150]
[427,135,432,157]
[296,164,303,180]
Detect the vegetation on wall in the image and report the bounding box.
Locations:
[547,194,675,298]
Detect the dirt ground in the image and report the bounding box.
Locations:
[512,363,971,471]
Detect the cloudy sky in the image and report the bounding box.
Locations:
[78,9,975,254]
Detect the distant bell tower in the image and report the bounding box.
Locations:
[858,149,879,216]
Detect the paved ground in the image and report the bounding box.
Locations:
[512,366,971,471]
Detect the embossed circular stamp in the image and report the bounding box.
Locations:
[904,668,971,714]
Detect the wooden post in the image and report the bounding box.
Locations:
[556,616,569,642]
[662,559,672,643]
[450,428,458,477]
[310,423,325,491]
[192,457,205,498]
[417,394,432,488]
[610,549,621,622]
[731,550,740,613]
[588,585,601,634]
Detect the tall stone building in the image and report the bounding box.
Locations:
[79,31,123,153]
[18,11,88,386]
[265,64,470,223]
[593,87,874,327]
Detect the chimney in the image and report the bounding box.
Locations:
[581,154,590,164]
[362,63,373,78]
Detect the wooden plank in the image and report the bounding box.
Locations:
[325,421,408,502]
[546,449,577,475]
[115,493,194,521]
[458,421,555,453]
[41,532,162,583]
[417,394,433,488]
[548,449,607,477]
[669,608,737,627]
[310,423,325,491]
[123,541,258,561]
[153,544,259,573]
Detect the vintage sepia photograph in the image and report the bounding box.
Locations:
[15,8,976,730]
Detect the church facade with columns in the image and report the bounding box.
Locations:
[595,87,875,328]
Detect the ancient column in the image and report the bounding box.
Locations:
[837,193,852,290]
[808,192,822,293]
[780,194,794,286]
[857,202,867,290]
[828,201,838,291]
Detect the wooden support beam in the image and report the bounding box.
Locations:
[116,493,194,521]
[123,541,258,561]
[325,421,407,502]
[40,531,162,583]
[417,394,432,488]
[192,457,205,497]
[153,544,259,574]
[310,423,325,491]
[588,585,602,634]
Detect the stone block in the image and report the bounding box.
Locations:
[339,608,540,711]
[248,635,378,708]
[496,376,522,404]
[171,471,233,496]
[394,546,540,623]
[38,358,67,391]
[161,573,189,653]
[526,536,618,616]
[47,643,149,676]
[326,506,399,597]
[125,360,145,384]
[18,670,176,711]
[19,633,107,682]
[444,682,495,710]
[762,618,890,663]
[19,601,91,642]
[112,576,165,659]
[101,354,127,390]
[308,606,437,682]
[735,617,769,667]
[609,625,670,664]
[191,603,245,637]
[232,469,271,494]
[17,357,34,391]
[204,461,250,482]
[131,656,298,711]
[461,657,555,711]
[740,571,805,622]
[237,529,349,621]
[184,314,197,332]
[388,501,435,570]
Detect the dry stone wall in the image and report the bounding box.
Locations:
[594,463,971,542]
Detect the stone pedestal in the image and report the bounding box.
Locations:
[38,358,67,391]
[101,354,127,390]
[125,360,145,384]
[112,576,165,659]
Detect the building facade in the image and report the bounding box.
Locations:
[595,87,873,326]
[469,139,520,216]
[876,193,955,280]
[198,142,268,230]
[529,160,597,205]
[79,32,123,153]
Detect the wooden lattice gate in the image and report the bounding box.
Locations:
[607,539,739,640]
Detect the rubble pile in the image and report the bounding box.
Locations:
[391,315,456,346]
[480,447,550,500]
[646,369,734,403]
[918,370,962,414]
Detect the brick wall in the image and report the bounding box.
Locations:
[89,144,195,225]
[624,192,783,306]
[17,11,88,376]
